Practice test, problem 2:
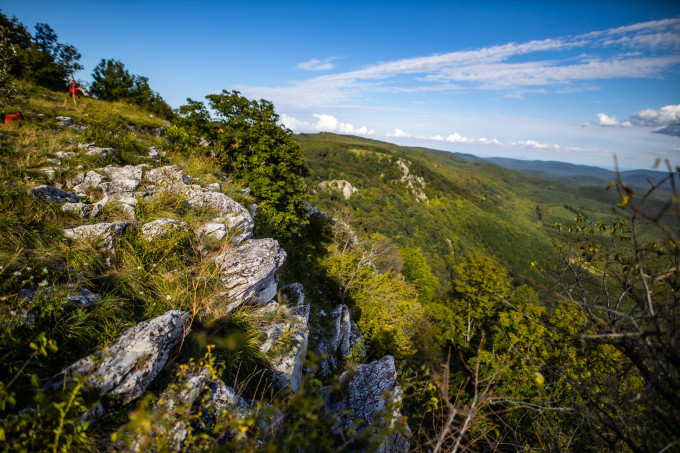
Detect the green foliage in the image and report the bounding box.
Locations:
[399,247,438,304]
[90,59,173,119]
[449,254,511,348]
[0,12,82,90]
[325,239,428,360]
[177,91,310,241]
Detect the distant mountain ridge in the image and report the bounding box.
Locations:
[485,157,671,191]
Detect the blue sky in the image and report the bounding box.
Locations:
[5,1,680,170]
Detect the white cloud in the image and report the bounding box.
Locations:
[597,112,622,127]
[630,104,680,137]
[446,133,473,143]
[280,113,374,135]
[388,128,411,138]
[513,140,556,149]
[440,133,501,145]
[295,57,338,71]
[505,94,524,100]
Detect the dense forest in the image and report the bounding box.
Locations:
[1,11,679,452]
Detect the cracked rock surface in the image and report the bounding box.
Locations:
[214,238,286,309]
[63,221,132,253]
[45,310,191,406]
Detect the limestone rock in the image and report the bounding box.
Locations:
[141,218,188,242]
[63,221,132,253]
[319,180,358,200]
[186,192,253,243]
[102,164,145,181]
[54,151,76,159]
[341,356,410,452]
[318,304,362,377]
[71,170,107,194]
[214,239,286,308]
[330,304,352,357]
[67,287,101,308]
[62,200,104,218]
[56,116,75,127]
[196,222,228,241]
[140,367,249,450]
[145,166,253,243]
[38,167,60,181]
[259,283,309,393]
[45,310,191,406]
[148,146,160,159]
[29,185,79,203]
[99,179,139,198]
[85,146,116,157]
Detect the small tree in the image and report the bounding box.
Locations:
[449,255,511,347]
[90,59,135,101]
[206,90,309,240]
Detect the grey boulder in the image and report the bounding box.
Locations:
[214,238,286,308]
[340,356,410,452]
[63,221,132,253]
[45,310,191,406]
[29,185,79,203]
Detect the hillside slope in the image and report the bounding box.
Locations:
[295,133,622,290]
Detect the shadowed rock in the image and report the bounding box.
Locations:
[137,367,249,450]
[330,356,410,452]
[29,185,79,203]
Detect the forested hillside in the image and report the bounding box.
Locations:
[296,132,625,290]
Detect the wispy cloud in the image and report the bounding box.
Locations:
[295,57,338,71]
[281,113,374,135]
[505,94,524,100]
[238,17,680,108]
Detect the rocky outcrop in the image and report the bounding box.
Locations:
[214,239,286,309]
[63,221,132,254]
[29,185,79,203]
[260,283,310,392]
[395,159,427,203]
[319,180,358,200]
[84,145,116,157]
[317,304,362,377]
[325,356,409,452]
[45,310,191,407]
[71,170,107,195]
[102,164,145,181]
[99,179,140,198]
[145,166,254,242]
[141,219,189,242]
[139,366,249,450]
